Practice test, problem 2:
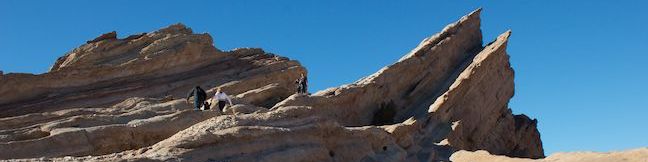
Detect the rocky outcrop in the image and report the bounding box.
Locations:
[0,99,219,159]
[272,9,543,158]
[85,31,117,44]
[0,24,305,117]
[273,8,483,127]
[428,31,544,158]
[0,8,547,161]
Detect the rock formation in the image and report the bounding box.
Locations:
[0,8,548,161]
[0,24,304,117]
[450,148,648,162]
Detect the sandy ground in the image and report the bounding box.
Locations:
[451,147,648,162]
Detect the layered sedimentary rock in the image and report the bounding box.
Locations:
[428,31,544,158]
[450,148,648,162]
[272,9,543,159]
[0,8,546,161]
[0,24,304,117]
[0,24,305,159]
[0,99,218,159]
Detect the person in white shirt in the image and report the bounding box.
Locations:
[213,87,233,111]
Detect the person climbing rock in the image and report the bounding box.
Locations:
[295,73,308,94]
[186,86,208,111]
[213,87,233,111]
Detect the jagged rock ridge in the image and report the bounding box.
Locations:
[0,24,304,117]
[0,8,544,161]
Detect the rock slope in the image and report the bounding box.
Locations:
[0,8,546,161]
[0,24,304,117]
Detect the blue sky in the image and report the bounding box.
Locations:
[1,1,646,155]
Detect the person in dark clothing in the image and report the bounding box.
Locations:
[186,86,208,111]
[295,73,308,94]
[300,74,308,94]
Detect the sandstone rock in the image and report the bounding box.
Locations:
[0,8,551,161]
[273,8,483,127]
[86,31,117,44]
[272,8,543,158]
[450,148,648,162]
[124,32,147,40]
[0,23,305,117]
[234,83,292,108]
[0,98,220,159]
[222,104,269,115]
[428,31,544,158]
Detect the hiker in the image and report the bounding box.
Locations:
[186,86,208,111]
[212,87,233,111]
[295,73,308,94]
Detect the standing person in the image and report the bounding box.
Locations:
[296,73,308,94]
[301,74,308,94]
[295,78,301,94]
[213,87,233,111]
[186,86,207,111]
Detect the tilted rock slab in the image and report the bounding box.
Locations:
[428,31,543,158]
[273,8,544,159]
[0,8,544,161]
[0,24,305,117]
[0,24,305,159]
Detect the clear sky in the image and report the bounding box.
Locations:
[1,1,646,155]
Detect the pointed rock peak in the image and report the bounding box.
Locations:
[446,7,481,33]
[499,30,512,44]
[156,23,193,35]
[499,30,512,40]
[485,30,512,48]
[461,7,481,21]
[470,8,482,17]
[398,8,482,62]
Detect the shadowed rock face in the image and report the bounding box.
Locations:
[0,8,545,161]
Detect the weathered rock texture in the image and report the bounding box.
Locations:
[0,24,304,118]
[0,8,549,161]
[450,148,648,162]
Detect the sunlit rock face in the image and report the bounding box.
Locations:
[451,148,648,162]
[0,8,545,161]
[0,24,304,118]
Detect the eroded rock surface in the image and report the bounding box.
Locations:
[0,8,550,161]
[0,24,304,117]
[450,148,648,162]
